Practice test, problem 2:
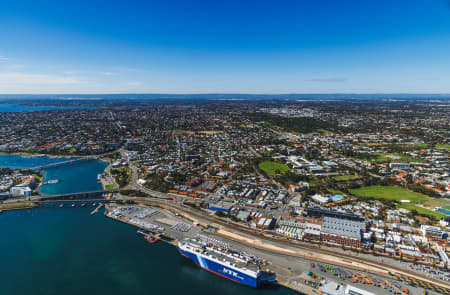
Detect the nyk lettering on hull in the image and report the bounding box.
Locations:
[223,268,238,277]
[222,268,245,280]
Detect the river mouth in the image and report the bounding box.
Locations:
[0,207,296,295]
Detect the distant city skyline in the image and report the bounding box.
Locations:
[1,0,450,94]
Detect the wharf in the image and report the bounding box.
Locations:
[103,203,443,295]
[0,202,39,211]
[104,206,187,246]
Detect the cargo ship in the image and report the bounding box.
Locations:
[178,236,276,288]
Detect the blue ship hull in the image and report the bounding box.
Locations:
[178,247,260,287]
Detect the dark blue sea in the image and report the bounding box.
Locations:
[0,208,295,295]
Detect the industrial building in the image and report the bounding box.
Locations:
[208,202,232,213]
[320,216,365,248]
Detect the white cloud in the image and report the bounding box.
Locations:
[100,71,118,76]
[127,81,142,86]
[305,77,348,83]
[9,64,25,69]
[0,72,79,85]
[0,56,11,62]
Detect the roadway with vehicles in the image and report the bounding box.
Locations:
[108,152,450,293]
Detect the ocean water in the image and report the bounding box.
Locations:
[0,103,96,112]
[0,208,297,295]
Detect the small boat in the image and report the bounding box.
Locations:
[144,233,161,244]
[81,203,86,207]
[59,204,64,208]
[71,204,76,208]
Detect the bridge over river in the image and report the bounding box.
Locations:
[30,157,95,170]
[29,151,118,170]
[37,189,119,201]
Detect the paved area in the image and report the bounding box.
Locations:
[105,203,444,295]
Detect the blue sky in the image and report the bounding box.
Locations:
[0,0,449,94]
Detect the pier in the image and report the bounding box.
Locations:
[42,179,59,185]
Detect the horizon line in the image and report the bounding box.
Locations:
[0,93,450,96]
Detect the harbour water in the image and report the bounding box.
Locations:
[0,208,295,295]
[0,154,107,195]
[0,154,296,294]
[38,160,108,195]
[0,154,70,169]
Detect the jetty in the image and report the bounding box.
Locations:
[136,230,172,245]
[42,179,59,185]
[90,203,104,215]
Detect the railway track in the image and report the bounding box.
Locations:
[131,197,450,292]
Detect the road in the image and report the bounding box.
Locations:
[115,149,450,291]
[123,195,450,291]
[119,148,170,198]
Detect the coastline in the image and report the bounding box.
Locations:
[0,202,39,211]
[1,156,448,294]
[104,204,306,294]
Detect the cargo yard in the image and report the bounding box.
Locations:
[104,203,445,295]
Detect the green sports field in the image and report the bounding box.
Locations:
[370,153,422,163]
[398,203,446,220]
[258,161,290,176]
[348,185,430,202]
[333,175,360,181]
[104,184,115,190]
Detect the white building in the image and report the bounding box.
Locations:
[312,193,329,204]
[421,225,446,239]
[10,186,32,197]
[345,284,376,295]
